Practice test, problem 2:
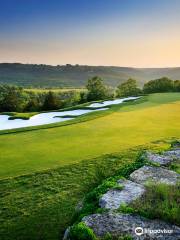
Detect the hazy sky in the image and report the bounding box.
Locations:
[0,0,180,67]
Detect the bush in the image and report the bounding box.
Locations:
[42,91,62,110]
[143,77,174,93]
[116,79,141,97]
[69,222,97,240]
[0,85,28,112]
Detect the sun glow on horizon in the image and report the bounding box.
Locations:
[0,0,180,67]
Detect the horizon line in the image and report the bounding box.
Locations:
[0,62,180,69]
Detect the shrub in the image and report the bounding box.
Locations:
[0,85,28,112]
[69,222,97,240]
[42,91,62,110]
[143,77,174,93]
[118,203,135,214]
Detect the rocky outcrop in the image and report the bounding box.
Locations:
[130,165,179,185]
[63,147,180,240]
[146,149,180,166]
[83,213,180,240]
[146,152,172,166]
[164,149,180,159]
[99,180,145,210]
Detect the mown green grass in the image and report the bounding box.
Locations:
[2,112,38,120]
[0,93,180,178]
[0,93,179,240]
[0,143,170,240]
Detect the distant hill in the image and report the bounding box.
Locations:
[0,63,180,87]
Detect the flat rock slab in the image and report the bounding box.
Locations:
[130,166,179,185]
[164,149,180,159]
[130,166,180,185]
[146,152,173,166]
[99,180,145,210]
[83,213,180,240]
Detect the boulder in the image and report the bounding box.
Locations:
[82,213,180,240]
[146,151,172,166]
[164,149,180,159]
[130,166,179,185]
[99,180,145,210]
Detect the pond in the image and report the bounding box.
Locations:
[0,96,140,130]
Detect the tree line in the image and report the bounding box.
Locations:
[0,76,179,113]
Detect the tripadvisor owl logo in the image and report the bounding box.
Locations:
[135,227,144,236]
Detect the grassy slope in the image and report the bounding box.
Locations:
[0,93,180,178]
[0,93,179,240]
[0,143,171,240]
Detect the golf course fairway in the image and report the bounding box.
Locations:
[0,93,180,179]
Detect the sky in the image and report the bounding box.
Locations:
[0,0,180,67]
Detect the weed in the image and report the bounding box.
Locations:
[69,222,97,240]
[130,183,180,225]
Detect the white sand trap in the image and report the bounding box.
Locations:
[0,96,140,130]
[0,108,107,130]
[88,96,140,108]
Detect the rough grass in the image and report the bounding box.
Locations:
[125,183,180,226]
[71,150,146,225]
[169,160,180,174]
[0,148,141,240]
[0,143,169,240]
[0,93,180,178]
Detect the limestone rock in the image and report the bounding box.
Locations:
[82,213,180,240]
[164,149,180,159]
[146,151,172,166]
[130,166,179,185]
[99,180,145,210]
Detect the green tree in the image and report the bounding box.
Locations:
[143,77,174,93]
[116,78,141,97]
[86,76,107,101]
[0,85,28,112]
[174,80,180,92]
[42,91,61,110]
[25,98,40,112]
[63,91,81,107]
